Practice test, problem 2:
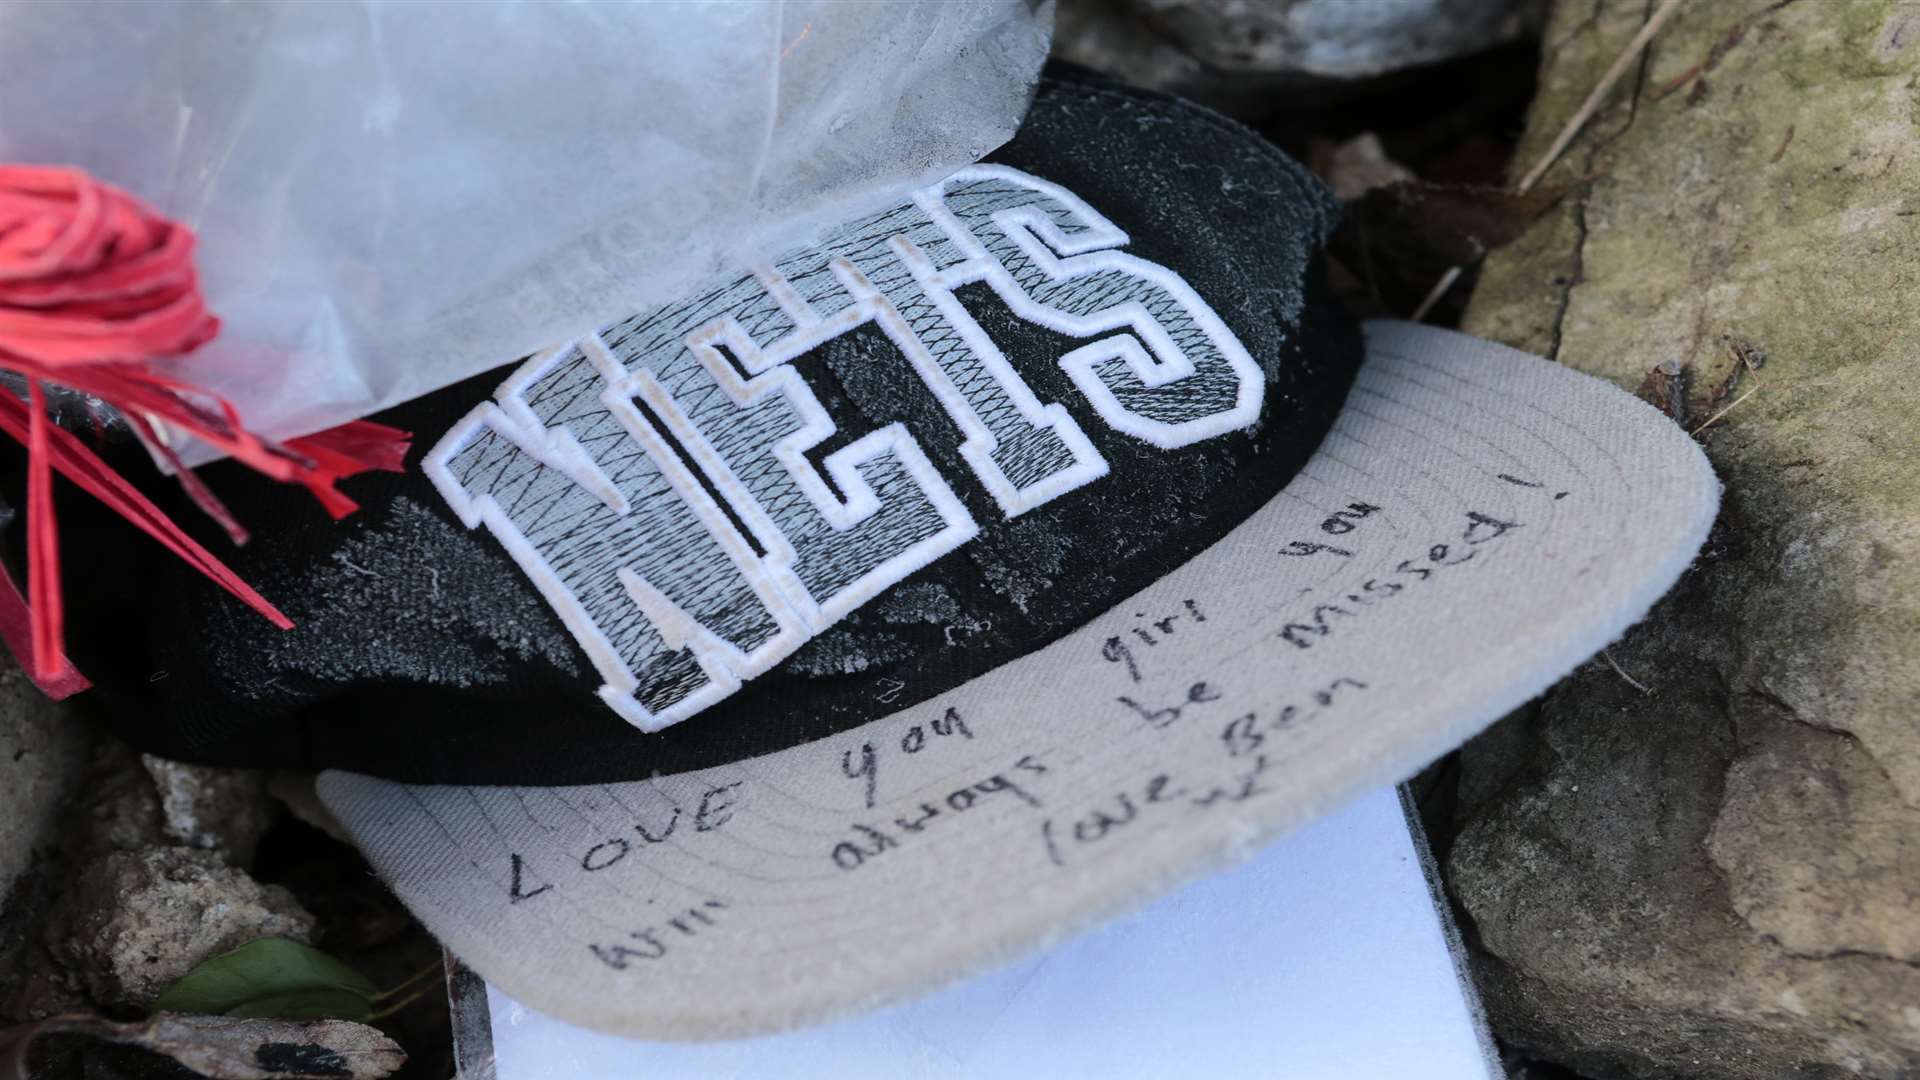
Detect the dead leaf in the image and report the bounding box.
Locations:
[1635,359,1691,428]
[1689,338,1768,436]
[0,1013,404,1080]
[1353,181,1568,264]
[1308,133,1417,202]
[1330,179,1569,318]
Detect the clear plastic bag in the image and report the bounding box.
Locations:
[0,0,1050,460]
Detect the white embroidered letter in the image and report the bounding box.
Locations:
[928,165,1264,448]
[424,344,807,733]
[427,166,1269,731]
[596,273,977,630]
[767,200,1108,517]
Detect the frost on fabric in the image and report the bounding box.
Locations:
[219,498,581,693]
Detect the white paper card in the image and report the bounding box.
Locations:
[466,786,1499,1079]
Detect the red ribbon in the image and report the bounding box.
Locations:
[0,165,411,695]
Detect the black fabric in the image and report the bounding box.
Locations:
[49,72,1363,784]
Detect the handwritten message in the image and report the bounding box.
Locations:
[840,707,976,810]
[829,755,1050,872]
[1277,511,1522,651]
[485,483,1564,984]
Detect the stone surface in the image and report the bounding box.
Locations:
[1707,716,1920,965]
[52,846,316,1009]
[0,665,88,905]
[73,743,169,862]
[140,755,276,866]
[1,738,292,1019]
[1445,0,1920,1077]
[1055,0,1544,99]
[0,741,149,1023]
[64,742,279,865]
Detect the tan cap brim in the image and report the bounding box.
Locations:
[319,320,1719,1039]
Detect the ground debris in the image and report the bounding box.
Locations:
[1690,336,1768,436]
[1631,336,1769,439]
[1634,358,1691,428]
[1708,336,1767,409]
[0,1013,404,1080]
[1329,179,1567,319]
[1308,133,1417,201]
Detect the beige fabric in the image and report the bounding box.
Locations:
[320,321,1719,1039]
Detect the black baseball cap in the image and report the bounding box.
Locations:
[60,72,1718,1038]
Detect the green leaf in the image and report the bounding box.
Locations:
[151,939,380,1022]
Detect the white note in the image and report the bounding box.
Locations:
[461,785,1499,1080]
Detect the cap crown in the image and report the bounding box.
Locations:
[65,74,1359,783]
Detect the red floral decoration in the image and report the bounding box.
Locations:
[0,166,410,696]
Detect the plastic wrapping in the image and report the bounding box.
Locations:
[0,1,1050,460]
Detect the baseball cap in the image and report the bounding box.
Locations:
[60,72,1718,1038]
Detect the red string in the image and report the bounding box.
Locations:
[24,381,60,684]
[126,411,252,546]
[0,165,411,693]
[0,392,292,627]
[0,553,87,697]
[286,419,414,519]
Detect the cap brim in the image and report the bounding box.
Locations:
[319,320,1718,1039]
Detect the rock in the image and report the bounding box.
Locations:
[1445,0,1920,1077]
[1054,0,1544,100]
[140,755,276,866]
[1707,715,1920,965]
[3,736,287,1018]
[74,742,171,859]
[64,743,277,866]
[0,665,89,905]
[53,846,316,1009]
[0,676,112,1022]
